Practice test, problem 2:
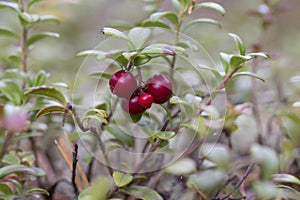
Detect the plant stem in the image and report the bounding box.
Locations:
[19,0,28,73]
[72,144,79,196]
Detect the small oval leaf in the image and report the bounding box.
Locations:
[104,125,135,147]
[183,18,221,31]
[24,86,67,106]
[26,32,60,47]
[35,105,70,119]
[232,72,265,83]
[100,27,128,41]
[0,28,19,39]
[228,33,246,56]
[113,171,133,187]
[155,131,176,140]
[120,186,163,200]
[150,11,178,25]
[195,2,225,16]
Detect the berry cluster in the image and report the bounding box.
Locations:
[109,70,173,115]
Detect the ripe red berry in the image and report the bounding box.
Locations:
[122,95,146,115]
[109,70,137,99]
[138,93,154,109]
[145,74,173,104]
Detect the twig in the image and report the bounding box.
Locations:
[18,0,28,73]
[191,184,209,200]
[234,162,256,189]
[72,144,79,196]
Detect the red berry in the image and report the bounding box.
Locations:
[138,93,154,109]
[145,74,173,104]
[109,70,137,99]
[122,95,146,115]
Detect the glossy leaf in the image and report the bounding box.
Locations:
[82,115,108,126]
[120,186,163,200]
[0,1,19,12]
[26,188,49,196]
[183,18,221,31]
[164,158,196,175]
[27,0,43,9]
[133,55,151,66]
[78,179,111,200]
[232,72,265,82]
[0,165,46,179]
[230,54,251,69]
[33,70,49,86]
[219,52,231,74]
[154,130,176,140]
[0,81,22,105]
[195,2,225,16]
[35,105,71,119]
[24,86,67,106]
[1,154,21,165]
[0,183,13,195]
[228,33,246,55]
[26,32,60,47]
[0,28,19,39]
[273,174,300,185]
[77,50,106,57]
[104,125,134,147]
[113,171,133,187]
[277,185,300,199]
[100,27,128,41]
[89,72,111,80]
[150,11,178,25]
[19,12,39,24]
[85,108,107,118]
[128,27,151,50]
[39,15,60,24]
[197,65,223,81]
[141,20,171,29]
[172,0,181,13]
[247,52,270,59]
[141,43,185,56]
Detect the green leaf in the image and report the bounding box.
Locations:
[19,12,39,24]
[39,15,60,24]
[164,158,196,175]
[141,20,171,29]
[82,115,108,126]
[247,52,270,59]
[277,185,300,199]
[100,27,128,41]
[85,108,107,118]
[113,171,133,187]
[195,2,225,16]
[89,72,111,80]
[197,65,223,81]
[128,27,151,50]
[0,1,19,13]
[35,105,70,119]
[273,174,300,185]
[78,178,111,200]
[133,55,151,66]
[33,70,49,86]
[26,32,60,47]
[0,28,19,39]
[141,44,185,56]
[24,86,67,106]
[77,50,106,57]
[1,154,21,165]
[120,186,163,200]
[232,72,265,82]
[104,125,134,147]
[251,144,279,179]
[27,0,43,10]
[0,183,13,195]
[172,0,181,13]
[129,113,143,123]
[0,81,22,105]
[0,165,46,179]
[150,11,178,25]
[154,131,176,140]
[230,54,251,69]
[228,33,246,55]
[26,188,49,196]
[183,18,221,31]
[219,52,231,74]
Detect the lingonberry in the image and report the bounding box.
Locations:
[122,95,146,115]
[138,93,154,109]
[145,74,173,104]
[109,70,137,99]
